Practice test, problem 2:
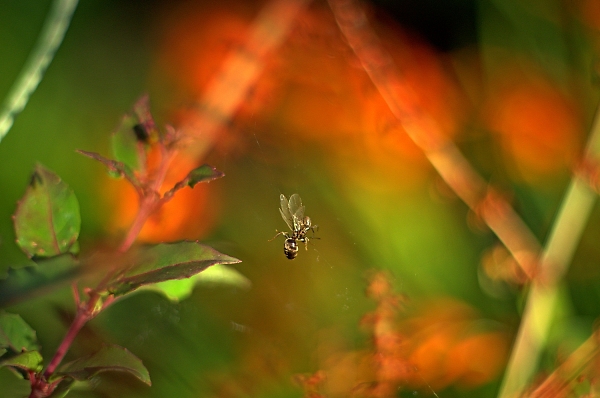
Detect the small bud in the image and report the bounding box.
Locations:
[132,123,149,142]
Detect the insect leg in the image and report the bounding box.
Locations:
[303,236,309,250]
[269,230,289,241]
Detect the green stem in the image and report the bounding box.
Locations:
[0,0,78,142]
[498,100,600,397]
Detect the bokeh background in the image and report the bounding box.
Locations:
[1,0,600,397]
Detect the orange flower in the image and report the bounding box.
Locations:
[401,298,510,390]
[105,152,219,243]
[484,66,581,180]
[154,2,468,192]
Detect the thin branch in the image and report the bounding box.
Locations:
[498,97,600,398]
[0,0,78,142]
[117,146,176,253]
[327,0,541,278]
[42,297,94,378]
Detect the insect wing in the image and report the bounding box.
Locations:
[288,194,303,217]
[279,194,294,230]
[288,194,305,230]
[279,208,295,230]
[292,205,306,230]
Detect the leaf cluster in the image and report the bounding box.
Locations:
[0,96,241,397]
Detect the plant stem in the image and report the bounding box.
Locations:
[181,0,310,161]
[118,197,156,253]
[118,147,175,253]
[0,0,78,142]
[43,295,98,378]
[39,138,177,393]
[326,0,600,394]
[498,100,600,397]
[326,0,542,279]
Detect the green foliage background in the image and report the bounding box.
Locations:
[1,0,600,397]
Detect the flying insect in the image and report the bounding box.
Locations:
[270,193,318,259]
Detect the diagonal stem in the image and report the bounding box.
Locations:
[327,0,541,280]
[0,0,78,142]
[326,0,600,395]
[182,0,312,161]
[497,98,600,398]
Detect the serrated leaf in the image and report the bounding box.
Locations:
[0,311,39,352]
[0,350,43,373]
[76,150,140,187]
[14,165,80,258]
[147,265,251,302]
[108,241,241,296]
[57,345,150,385]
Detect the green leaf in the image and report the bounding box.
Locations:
[0,311,39,352]
[57,345,151,385]
[13,164,80,258]
[161,164,225,201]
[0,366,31,397]
[185,164,225,187]
[47,378,74,398]
[148,265,251,302]
[0,348,7,358]
[111,95,157,172]
[76,150,140,188]
[0,350,43,374]
[0,255,80,307]
[107,241,241,296]
[111,113,142,172]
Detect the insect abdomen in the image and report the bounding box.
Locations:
[284,238,298,260]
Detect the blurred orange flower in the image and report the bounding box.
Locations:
[310,274,509,397]
[105,150,219,243]
[401,298,509,390]
[154,1,471,193]
[484,65,581,180]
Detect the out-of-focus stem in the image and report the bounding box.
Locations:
[183,0,311,161]
[498,100,600,398]
[528,331,599,397]
[327,0,541,279]
[326,0,600,395]
[117,197,155,253]
[0,0,78,142]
